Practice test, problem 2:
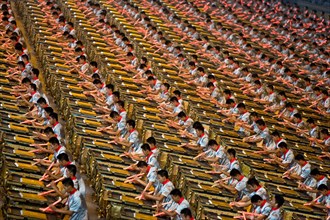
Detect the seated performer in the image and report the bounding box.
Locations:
[159,97,183,118]
[194,140,230,170]
[160,189,190,220]
[230,177,268,208]
[306,184,330,216]
[49,178,88,220]
[142,170,174,208]
[130,161,159,197]
[97,111,126,136]
[182,125,209,151]
[166,111,194,134]
[146,136,159,158]
[215,169,248,200]
[180,208,195,220]
[267,194,285,220]
[245,194,272,219]
[283,154,311,181]
[50,164,85,198]
[266,142,294,169]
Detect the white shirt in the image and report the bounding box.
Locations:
[106,94,114,106]
[228,159,240,172]
[127,130,140,153]
[235,176,248,200]
[255,201,272,217]
[52,122,63,141]
[53,145,66,162]
[173,104,183,114]
[29,91,41,104]
[248,186,268,200]
[146,166,158,187]
[281,149,294,168]
[178,117,194,134]
[67,190,88,220]
[158,179,175,206]
[299,162,311,179]
[196,134,209,151]
[167,198,190,220]
[32,78,41,90]
[80,63,89,72]
[266,208,282,220]
[146,152,160,169]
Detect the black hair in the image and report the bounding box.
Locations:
[255,119,265,126]
[227,148,236,157]
[49,112,58,121]
[57,153,69,162]
[66,164,77,176]
[173,90,181,97]
[310,168,320,176]
[146,137,156,145]
[293,113,302,120]
[93,79,102,85]
[317,184,328,191]
[180,208,193,217]
[170,189,182,197]
[170,96,179,102]
[206,82,214,88]
[226,99,235,105]
[106,84,114,91]
[141,143,151,151]
[247,177,259,186]
[229,168,241,177]
[22,77,31,84]
[116,100,125,108]
[44,107,54,115]
[30,83,37,91]
[62,178,74,187]
[208,139,218,146]
[237,103,245,109]
[278,142,288,149]
[157,170,169,178]
[137,161,148,167]
[295,154,305,161]
[37,97,47,104]
[49,137,60,145]
[110,111,119,118]
[271,131,280,137]
[178,111,186,118]
[274,194,285,207]
[126,119,135,128]
[44,127,54,134]
[251,195,263,203]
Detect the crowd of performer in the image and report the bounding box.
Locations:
[1,0,329,219]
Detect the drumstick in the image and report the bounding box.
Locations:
[123,164,135,170]
[20,119,36,124]
[38,189,55,196]
[32,157,49,165]
[46,176,65,187]
[125,173,144,180]
[124,176,142,183]
[282,164,299,177]
[238,211,263,217]
[215,177,231,183]
[39,161,54,181]
[193,152,205,160]
[153,212,165,217]
[135,194,145,200]
[152,201,172,208]
[28,149,44,153]
[40,198,62,212]
[304,194,323,206]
